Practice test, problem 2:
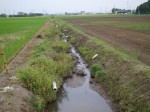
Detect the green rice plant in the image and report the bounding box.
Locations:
[0,17,48,71]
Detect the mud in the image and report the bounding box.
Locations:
[0,22,49,112]
[46,46,113,112]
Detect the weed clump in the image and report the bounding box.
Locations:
[50,40,70,53]
[90,64,101,78]
[17,27,73,111]
[29,95,46,111]
[90,64,107,82]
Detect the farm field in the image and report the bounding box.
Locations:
[0,17,48,71]
[63,15,150,65]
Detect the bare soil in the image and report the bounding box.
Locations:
[64,16,150,65]
[0,22,49,112]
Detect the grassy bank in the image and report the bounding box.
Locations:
[62,21,150,111]
[16,21,73,111]
[0,17,48,71]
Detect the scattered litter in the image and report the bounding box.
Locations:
[63,30,67,32]
[0,86,14,93]
[10,76,18,80]
[63,39,67,43]
[92,54,99,60]
[53,81,57,91]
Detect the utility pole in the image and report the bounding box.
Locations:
[100,8,101,14]
[4,9,6,15]
[105,7,107,14]
[127,1,129,10]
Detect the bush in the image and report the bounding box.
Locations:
[95,70,107,82]
[29,95,46,111]
[90,64,102,78]
[69,36,77,45]
[51,40,70,53]
[16,65,58,102]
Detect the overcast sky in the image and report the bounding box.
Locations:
[0,0,148,14]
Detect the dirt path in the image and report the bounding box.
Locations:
[0,22,49,112]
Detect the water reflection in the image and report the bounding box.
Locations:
[46,47,112,112]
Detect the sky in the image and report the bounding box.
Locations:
[0,0,148,14]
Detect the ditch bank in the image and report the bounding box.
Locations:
[46,44,113,112]
[62,24,150,112]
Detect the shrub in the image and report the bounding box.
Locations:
[16,56,65,102]
[51,40,70,53]
[16,65,58,102]
[29,95,46,111]
[69,36,77,45]
[90,64,102,78]
[95,70,107,82]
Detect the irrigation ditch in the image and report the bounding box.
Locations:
[45,29,113,112]
[0,18,149,112]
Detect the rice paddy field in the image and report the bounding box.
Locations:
[0,17,48,71]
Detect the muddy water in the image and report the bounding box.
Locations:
[46,47,113,112]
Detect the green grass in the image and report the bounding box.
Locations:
[0,17,48,71]
[57,14,150,19]
[16,22,73,111]
[66,22,150,112]
[91,21,150,31]
[59,14,150,32]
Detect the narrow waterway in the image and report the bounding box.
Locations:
[46,46,113,112]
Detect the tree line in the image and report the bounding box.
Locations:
[0,12,44,17]
[136,0,150,14]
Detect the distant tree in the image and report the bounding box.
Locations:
[17,12,25,15]
[136,0,150,14]
[0,13,7,17]
[112,8,121,14]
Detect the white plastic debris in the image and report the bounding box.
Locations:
[0,86,14,93]
[10,76,17,80]
[92,54,99,60]
[63,39,67,43]
[53,81,57,91]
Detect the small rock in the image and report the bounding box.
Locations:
[10,76,18,80]
[89,81,93,84]
[85,64,90,68]
[75,68,86,76]
[0,97,5,103]
[1,86,14,93]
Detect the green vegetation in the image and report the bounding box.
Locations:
[92,21,150,31]
[16,21,73,111]
[136,0,150,14]
[58,14,134,19]
[29,95,46,111]
[66,22,150,112]
[0,17,48,71]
